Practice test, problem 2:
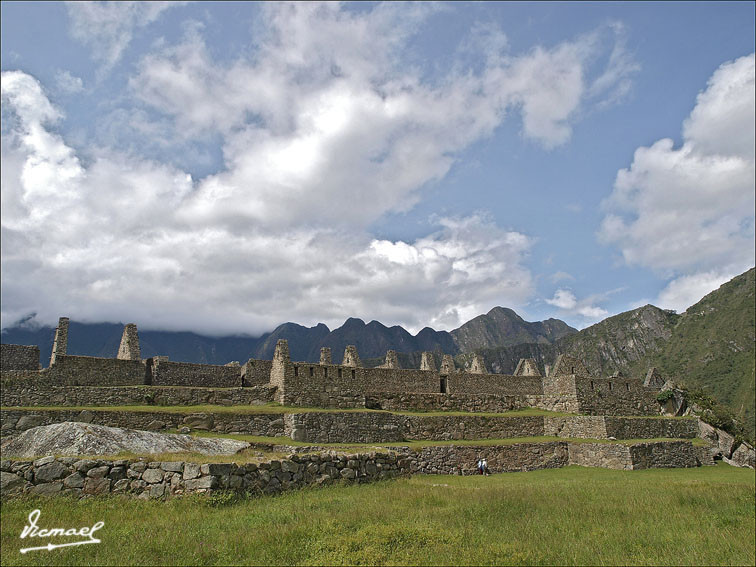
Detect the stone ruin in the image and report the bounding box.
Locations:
[2,315,747,502]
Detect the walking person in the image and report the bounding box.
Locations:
[482,458,489,476]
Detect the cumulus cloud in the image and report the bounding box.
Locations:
[1,4,639,335]
[1,69,535,334]
[129,5,636,228]
[65,1,184,73]
[545,288,608,319]
[656,270,738,314]
[600,53,755,305]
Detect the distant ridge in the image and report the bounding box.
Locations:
[1,308,577,366]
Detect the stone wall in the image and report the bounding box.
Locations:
[604,417,698,439]
[447,372,543,395]
[0,344,40,371]
[567,442,634,470]
[544,416,609,438]
[0,383,275,408]
[574,377,659,416]
[1,409,286,437]
[544,416,698,439]
[366,392,541,413]
[151,360,240,388]
[567,441,702,469]
[0,452,409,499]
[242,359,273,387]
[50,355,147,386]
[403,415,545,441]
[406,442,569,474]
[286,412,404,443]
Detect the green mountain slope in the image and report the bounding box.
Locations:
[630,268,755,436]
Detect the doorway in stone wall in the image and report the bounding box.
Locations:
[440,377,447,394]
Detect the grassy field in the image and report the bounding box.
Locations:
[1,463,753,566]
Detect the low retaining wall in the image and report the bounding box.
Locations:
[567,441,703,470]
[1,344,40,371]
[407,442,569,475]
[286,412,404,443]
[0,452,409,499]
[0,410,286,437]
[0,440,708,499]
[544,416,698,440]
[151,360,240,388]
[1,408,701,445]
[0,383,276,408]
[403,415,545,441]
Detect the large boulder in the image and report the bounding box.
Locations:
[0,422,250,458]
[698,421,735,459]
[726,442,755,469]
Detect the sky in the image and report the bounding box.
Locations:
[1,1,754,337]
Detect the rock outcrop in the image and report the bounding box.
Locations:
[1,422,249,458]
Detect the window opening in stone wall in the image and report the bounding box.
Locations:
[571,366,575,374]
[609,382,613,391]
[294,366,298,377]
[440,377,447,394]
[351,369,356,379]
[338,368,342,378]
[309,366,314,377]
[324,368,328,378]
[626,383,630,391]
[590,380,594,390]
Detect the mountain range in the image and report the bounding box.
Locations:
[3,268,753,436]
[0,307,577,367]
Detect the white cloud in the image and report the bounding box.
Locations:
[54,70,84,94]
[545,288,608,319]
[1,69,534,335]
[656,270,738,314]
[126,7,635,231]
[65,1,184,73]
[600,53,755,288]
[1,5,641,336]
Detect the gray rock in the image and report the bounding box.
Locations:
[161,461,184,473]
[150,484,166,499]
[183,463,201,480]
[182,414,214,430]
[340,468,356,479]
[1,471,26,494]
[142,469,164,484]
[63,473,85,489]
[130,461,147,473]
[108,466,127,481]
[728,442,755,469]
[290,428,307,441]
[184,476,218,490]
[1,422,249,458]
[83,477,111,495]
[206,463,232,475]
[113,479,131,492]
[87,466,111,479]
[33,456,55,467]
[35,461,70,483]
[29,482,63,496]
[77,410,96,423]
[16,415,45,431]
[74,459,97,472]
[145,420,166,431]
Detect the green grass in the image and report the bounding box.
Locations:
[1,463,753,566]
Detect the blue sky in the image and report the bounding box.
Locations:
[1,1,754,336]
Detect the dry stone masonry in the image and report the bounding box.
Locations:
[1,314,746,501]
